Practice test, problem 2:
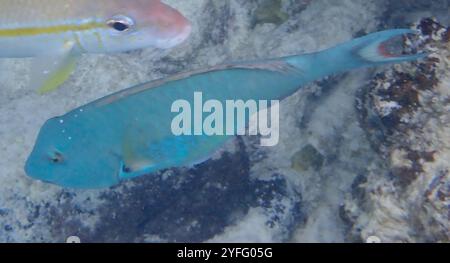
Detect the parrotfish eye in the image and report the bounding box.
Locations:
[107,15,135,32]
[48,151,64,164]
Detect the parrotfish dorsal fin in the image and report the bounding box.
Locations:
[94,60,298,107]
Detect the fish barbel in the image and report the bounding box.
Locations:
[0,0,192,93]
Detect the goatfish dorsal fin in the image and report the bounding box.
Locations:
[31,41,79,94]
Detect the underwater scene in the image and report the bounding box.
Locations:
[0,0,449,243]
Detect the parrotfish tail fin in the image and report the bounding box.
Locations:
[285,29,427,81]
[351,29,428,66]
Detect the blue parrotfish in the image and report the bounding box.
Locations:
[25,29,426,189]
[0,0,191,93]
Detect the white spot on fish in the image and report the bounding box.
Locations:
[59,120,64,124]
[68,137,72,140]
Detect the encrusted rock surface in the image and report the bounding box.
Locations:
[0,1,448,243]
[343,18,450,242]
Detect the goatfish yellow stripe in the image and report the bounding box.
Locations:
[0,22,107,37]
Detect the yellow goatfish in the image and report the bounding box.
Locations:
[0,0,192,93]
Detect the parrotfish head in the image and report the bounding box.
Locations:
[85,0,192,53]
[25,117,121,189]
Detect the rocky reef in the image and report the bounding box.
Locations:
[0,0,449,243]
[343,18,450,242]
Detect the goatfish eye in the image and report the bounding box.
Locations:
[107,15,135,32]
[48,150,64,164]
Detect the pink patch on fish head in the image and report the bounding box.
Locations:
[141,0,192,48]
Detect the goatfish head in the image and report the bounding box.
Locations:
[2,0,192,94]
[98,0,192,52]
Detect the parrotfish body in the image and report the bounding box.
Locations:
[25,29,425,189]
[0,0,191,93]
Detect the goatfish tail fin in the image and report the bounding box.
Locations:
[285,29,427,80]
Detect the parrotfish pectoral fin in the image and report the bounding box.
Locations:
[120,126,157,179]
[30,42,79,94]
[119,160,154,180]
[352,29,428,65]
